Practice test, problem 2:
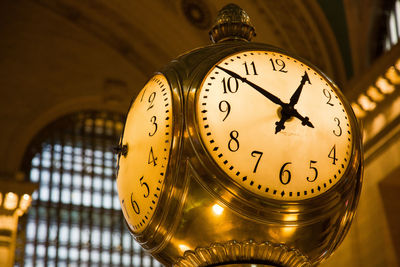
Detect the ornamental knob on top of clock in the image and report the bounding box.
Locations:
[116,4,363,267]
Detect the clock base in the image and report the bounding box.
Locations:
[174,240,311,267]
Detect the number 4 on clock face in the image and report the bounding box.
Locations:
[196,50,353,201]
[117,74,174,232]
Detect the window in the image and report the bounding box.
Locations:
[384,0,400,51]
[15,111,161,267]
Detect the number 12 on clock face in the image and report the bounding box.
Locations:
[196,50,353,200]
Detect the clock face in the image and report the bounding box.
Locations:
[117,74,173,232]
[196,50,353,201]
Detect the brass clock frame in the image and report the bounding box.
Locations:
[118,40,362,266]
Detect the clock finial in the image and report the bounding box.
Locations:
[209,3,256,43]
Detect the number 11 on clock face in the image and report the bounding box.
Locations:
[196,50,353,200]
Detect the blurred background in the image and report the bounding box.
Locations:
[0,0,399,266]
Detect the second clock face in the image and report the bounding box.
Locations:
[117,74,173,233]
[196,50,353,201]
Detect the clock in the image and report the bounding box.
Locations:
[196,50,354,201]
[116,4,363,266]
[117,74,173,233]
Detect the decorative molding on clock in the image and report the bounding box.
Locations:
[174,240,311,267]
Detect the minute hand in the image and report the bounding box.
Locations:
[216,66,285,107]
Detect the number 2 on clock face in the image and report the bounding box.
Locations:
[196,50,353,201]
[117,74,173,232]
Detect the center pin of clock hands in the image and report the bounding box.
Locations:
[216,66,314,133]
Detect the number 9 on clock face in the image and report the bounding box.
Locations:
[196,50,354,201]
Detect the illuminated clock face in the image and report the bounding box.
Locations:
[196,50,353,201]
[117,74,173,232]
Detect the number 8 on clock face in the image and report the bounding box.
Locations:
[196,50,354,201]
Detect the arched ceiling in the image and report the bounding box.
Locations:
[0,0,346,174]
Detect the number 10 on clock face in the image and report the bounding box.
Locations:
[196,50,353,201]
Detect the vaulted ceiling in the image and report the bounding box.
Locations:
[0,0,378,175]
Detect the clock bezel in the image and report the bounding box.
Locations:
[186,43,362,220]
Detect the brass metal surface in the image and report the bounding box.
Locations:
[117,5,363,267]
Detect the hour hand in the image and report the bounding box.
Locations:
[275,112,290,134]
[216,65,285,106]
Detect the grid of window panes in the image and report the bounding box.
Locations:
[385,0,400,51]
[16,111,162,267]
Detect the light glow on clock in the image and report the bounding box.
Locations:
[117,74,173,232]
[196,50,353,201]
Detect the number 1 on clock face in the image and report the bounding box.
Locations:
[196,50,353,200]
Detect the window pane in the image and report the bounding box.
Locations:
[20,111,155,267]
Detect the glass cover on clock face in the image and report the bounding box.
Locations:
[117,74,173,232]
[196,50,353,201]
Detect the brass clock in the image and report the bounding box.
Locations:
[196,50,353,201]
[116,4,363,267]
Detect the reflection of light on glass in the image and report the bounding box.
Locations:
[367,86,384,102]
[386,66,400,85]
[0,192,2,206]
[351,103,366,118]
[212,204,224,215]
[282,226,296,236]
[283,214,298,222]
[179,244,191,252]
[4,192,18,210]
[376,76,395,94]
[358,94,376,111]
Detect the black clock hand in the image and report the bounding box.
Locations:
[216,65,285,107]
[291,108,314,128]
[289,71,310,106]
[275,112,290,134]
[216,65,314,133]
[275,71,313,133]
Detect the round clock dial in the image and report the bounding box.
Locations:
[196,50,353,201]
[117,74,173,232]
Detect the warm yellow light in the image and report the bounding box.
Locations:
[283,214,298,222]
[385,66,400,85]
[366,86,384,102]
[376,76,395,94]
[371,114,386,136]
[395,58,400,71]
[358,94,376,111]
[179,244,191,252]
[212,204,224,216]
[4,192,19,210]
[19,194,32,212]
[0,192,2,206]
[351,103,366,118]
[282,226,296,236]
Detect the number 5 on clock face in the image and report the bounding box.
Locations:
[117,74,173,232]
[196,50,353,201]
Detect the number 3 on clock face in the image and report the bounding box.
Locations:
[196,50,354,201]
[117,74,173,232]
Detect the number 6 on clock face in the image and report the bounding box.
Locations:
[196,50,354,201]
[117,74,173,232]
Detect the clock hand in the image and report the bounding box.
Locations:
[216,65,314,132]
[275,71,313,133]
[291,108,314,128]
[216,65,285,107]
[275,112,290,134]
[289,71,310,106]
